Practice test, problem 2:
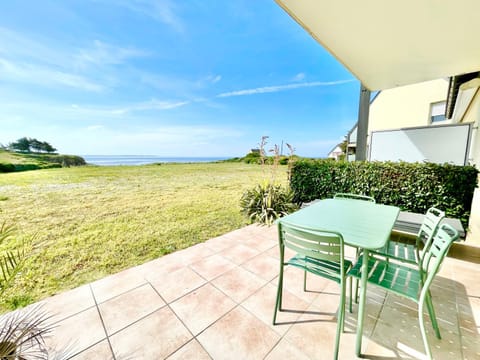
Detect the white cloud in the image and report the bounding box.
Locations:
[210,75,222,83]
[293,72,306,81]
[110,0,185,33]
[217,79,355,98]
[86,125,105,131]
[0,28,150,92]
[0,58,104,92]
[74,40,148,69]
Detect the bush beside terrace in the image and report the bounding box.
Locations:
[290,159,479,228]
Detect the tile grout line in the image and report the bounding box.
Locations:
[146,279,215,359]
[89,283,117,360]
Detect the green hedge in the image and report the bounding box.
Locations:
[0,163,15,173]
[290,160,479,228]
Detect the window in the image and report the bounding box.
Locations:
[430,101,446,123]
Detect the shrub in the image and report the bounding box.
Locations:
[240,183,299,225]
[0,163,15,173]
[290,159,478,228]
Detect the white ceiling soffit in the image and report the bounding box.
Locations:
[275,0,480,91]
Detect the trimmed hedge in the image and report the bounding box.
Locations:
[290,160,479,228]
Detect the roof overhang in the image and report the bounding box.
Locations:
[275,0,480,91]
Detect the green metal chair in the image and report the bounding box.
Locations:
[348,223,459,360]
[354,207,445,303]
[333,193,375,203]
[273,222,352,360]
[371,207,445,264]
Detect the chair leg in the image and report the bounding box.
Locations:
[355,278,359,303]
[425,290,441,339]
[348,276,352,313]
[335,279,346,360]
[303,270,307,292]
[273,264,284,325]
[418,300,433,360]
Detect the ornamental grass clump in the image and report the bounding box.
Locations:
[240,137,298,225]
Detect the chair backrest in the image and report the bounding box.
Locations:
[333,193,375,203]
[417,207,445,249]
[419,223,459,291]
[278,222,345,275]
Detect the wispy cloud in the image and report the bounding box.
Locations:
[110,99,190,114]
[293,72,306,82]
[74,40,148,68]
[217,79,355,98]
[0,27,149,92]
[86,125,105,131]
[108,0,185,33]
[0,58,104,92]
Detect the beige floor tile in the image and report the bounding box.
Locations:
[460,334,480,360]
[45,307,106,358]
[241,254,279,282]
[197,306,280,360]
[220,244,260,265]
[110,307,192,359]
[189,254,236,281]
[91,267,147,303]
[241,282,308,336]
[205,234,239,253]
[135,256,185,278]
[367,295,464,360]
[169,243,215,266]
[270,267,326,304]
[167,339,212,359]
[149,266,207,303]
[70,340,114,359]
[99,284,165,335]
[170,283,236,335]
[284,302,344,360]
[243,235,277,252]
[37,284,95,324]
[264,338,311,360]
[212,266,266,303]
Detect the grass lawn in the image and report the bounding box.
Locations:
[0,162,282,311]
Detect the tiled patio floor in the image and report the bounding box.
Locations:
[19,225,480,359]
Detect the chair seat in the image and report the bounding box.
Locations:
[348,256,421,301]
[287,255,352,284]
[370,238,418,264]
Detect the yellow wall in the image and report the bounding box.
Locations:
[368,79,449,133]
[461,89,480,125]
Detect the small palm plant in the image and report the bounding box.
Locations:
[0,223,52,360]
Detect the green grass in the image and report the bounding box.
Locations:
[0,162,283,311]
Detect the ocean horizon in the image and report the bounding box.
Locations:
[82,155,230,166]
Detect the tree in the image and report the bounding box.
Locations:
[40,141,56,153]
[8,137,31,153]
[29,139,43,153]
[8,138,57,154]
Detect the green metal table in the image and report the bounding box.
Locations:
[278,198,400,356]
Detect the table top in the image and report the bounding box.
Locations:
[278,198,400,250]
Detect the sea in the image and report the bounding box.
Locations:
[82,155,229,166]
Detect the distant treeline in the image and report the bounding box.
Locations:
[5,137,57,154]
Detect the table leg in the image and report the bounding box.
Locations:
[355,249,369,356]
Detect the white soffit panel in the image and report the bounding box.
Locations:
[275,0,480,91]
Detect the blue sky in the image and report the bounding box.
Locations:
[0,0,360,157]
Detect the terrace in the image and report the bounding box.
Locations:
[20,224,479,359]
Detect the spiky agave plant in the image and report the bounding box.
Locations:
[0,223,52,360]
[240,182,298,225]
